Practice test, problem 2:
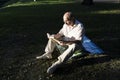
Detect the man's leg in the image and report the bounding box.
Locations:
[47,43,79,74]
[36,39,57,59]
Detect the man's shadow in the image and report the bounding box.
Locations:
[54,54,113,75]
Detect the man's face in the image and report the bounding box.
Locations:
[63,16,72,26]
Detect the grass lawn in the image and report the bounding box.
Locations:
[0,1,120,80]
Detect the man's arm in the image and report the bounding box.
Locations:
[54,33,80,45]
[47,33,80,46]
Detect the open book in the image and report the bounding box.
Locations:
[47,33,61,44]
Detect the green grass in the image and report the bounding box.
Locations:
[0,1,120,80]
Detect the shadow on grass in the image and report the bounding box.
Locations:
[54,55,111,74]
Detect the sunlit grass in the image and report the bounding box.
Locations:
[4,0,74,8]
[92,9,120,14]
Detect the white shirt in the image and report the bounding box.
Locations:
[59,20,85,41]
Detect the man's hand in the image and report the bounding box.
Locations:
[54,33,63,40]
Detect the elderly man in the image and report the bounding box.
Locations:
[36,12,85,74]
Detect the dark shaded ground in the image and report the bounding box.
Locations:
[0,0,10,7]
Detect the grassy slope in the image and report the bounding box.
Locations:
[0,1,120,80]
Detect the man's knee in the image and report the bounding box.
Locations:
[68,43,77,49]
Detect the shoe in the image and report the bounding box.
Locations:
[47,61,61,74]
[36,53,52,59]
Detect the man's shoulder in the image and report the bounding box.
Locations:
[75,20,83,25]
[75,20,83,28]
